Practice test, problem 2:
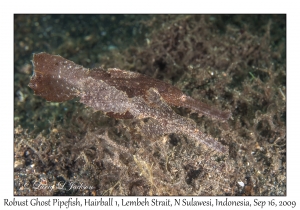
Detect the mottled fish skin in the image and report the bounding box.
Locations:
[29,52,229,153]
[89,68,231,121]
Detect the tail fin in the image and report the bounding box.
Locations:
[28,52,84,102]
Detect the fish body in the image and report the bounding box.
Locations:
[29,52,229,153]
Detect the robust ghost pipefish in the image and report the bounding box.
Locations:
[29,52,231,153]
